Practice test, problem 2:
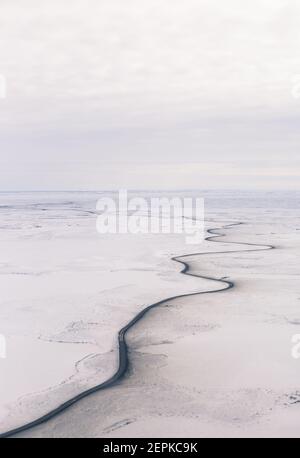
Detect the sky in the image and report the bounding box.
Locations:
[0,0,300,190]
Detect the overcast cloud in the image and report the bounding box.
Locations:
[0,0,299,190]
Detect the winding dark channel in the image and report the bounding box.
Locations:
[0,221,275,438]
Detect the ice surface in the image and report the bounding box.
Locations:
[1,190,300,437]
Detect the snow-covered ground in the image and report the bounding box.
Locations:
[0,191,204,433]
[1,191,300,437]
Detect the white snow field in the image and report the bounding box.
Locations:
[1,190,300,437]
